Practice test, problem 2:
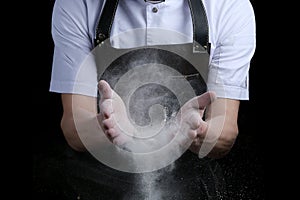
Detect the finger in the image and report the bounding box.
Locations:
[102,118,115,129]
[99,99,114,118]
[106,128,119,138]
[187,129,197,139]
[98,80,113,99]
[189,91,216,109]
[112,135,127,146]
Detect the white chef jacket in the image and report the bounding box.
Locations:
[50,0,256,100]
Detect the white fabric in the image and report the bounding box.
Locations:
[50,0,256,99]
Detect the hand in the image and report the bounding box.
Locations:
[97,80,136,146]
[175,91,216,148]
[188,98,240,159]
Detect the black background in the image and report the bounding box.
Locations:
[33,0,264,199]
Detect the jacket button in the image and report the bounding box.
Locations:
[152,7,158,13]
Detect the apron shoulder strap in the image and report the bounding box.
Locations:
[188,0,210,53]
[94,0,119,46]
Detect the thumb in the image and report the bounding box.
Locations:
[98,80,113,99]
